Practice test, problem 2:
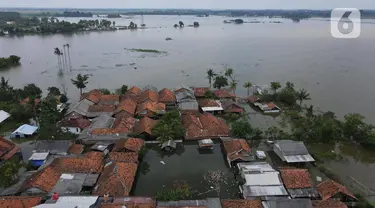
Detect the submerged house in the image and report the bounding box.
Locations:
[221,99,244,114]
[135,101,166,118]
[237,162,288,199]
[159,88,177,107]
[273,140,315,164]
[199,99,223,114]
[112,138,145,153]
[253,102,281,114]
[316,180,357,202]
[222,138,254,167]
[280,169,319,198]
[213,89,236,100]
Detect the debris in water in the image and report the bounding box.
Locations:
[316,176,322,182]
[210,186,214,189]
[41,71,47,74]
[130,63,136,66]
[134,67,137,70]
[160,161,165,165]
[166,37,173,41]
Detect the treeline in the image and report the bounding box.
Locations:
[55,11,93,17]
[0,55,21,69]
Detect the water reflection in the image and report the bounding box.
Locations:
[338,143,375,164]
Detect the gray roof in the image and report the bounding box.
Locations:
[91,142,114,151]
[143,85,158,92]
[78,114,115,140]
[157,198,221,208]
[274,140,309,156]
[50,173,99,195]
[0,171,33,196]
[175,90,196,102]
[161,140,177,149]
[66,99,94,116]
[85,111,114,118]
[33,140,72,155]
[221,99,242,109]
[262,199,313,208]
[178,100,199,111]
[288,187,320,198]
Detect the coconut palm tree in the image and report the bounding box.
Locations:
[243,81,253,96]
[229,79,238,95]
[66,44,72,71]
[285,81,295,91]
[296,88,311,106]
[270,82,281,94]
[225,68,234,81]
[54,48,62,71]
[206,69,217,88]
[71,74,89,96]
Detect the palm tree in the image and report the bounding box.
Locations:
[296,88,311,106]
[206,69,217,88]
[229,79,238,95]
[225,68,234,81]
[285,81,295,91]
[179,21,184,27]
[152,123,175,144]
[71,74,89,96]
[243,81,252,96]
[270,82,281,94]
[54,48,62,71]
[66,44,72,71]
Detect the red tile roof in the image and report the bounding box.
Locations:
[199,99,221,108]
[136,101,165,116]
[214,89,235,98]
[88,105,116,112]
[100,203,155,208]
[158,88,176,103]
[82,89,103,104]
[22,166,62,193]
[182,113,230,140]
[222,139,251,155]
[133,117,158,135]
[267,102,277,109]
[113,138,145,152]
[280,169,313,189]
[101,94,120,101]
[221,100,244,113]
[51,151,104,173]
[126,86,142,96]
[0,196,42,208]
[221,199,263,208]
[312,200,348,208]
[316,180,357,201]
[91,115,135,135]
[115,98,137,116]
[0,137,19,160]
[94,162,138,196]
[109,152,139,163]
[138,89,159,103]
[194,87,211,97]
[67,144,84,155]
[59,117,91,129]
[248,96,260,103]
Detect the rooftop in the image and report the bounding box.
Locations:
[133,117,158,135]
[88,104,116,113]
[34,196,98,208]
[115,98,137,116]
[0,196,42,208]
[126,86,142,96]
[50,173,99,195]
[81,89,103,104]
[109,152,139,163]
[12,124,38,135]
[316,180,357,201]
[199,99,221,108]
[112,138,145,152]
[0,110,10,123]
[58,117,91,129]
[99,94,120,106]
[67,144,84,155]
[136,101,166,116]
[66,99,94,117]
[194,87,210,97]
[213,89,235,98]
[280,169,313,189]
[222,139,251,155]
[221,100,244,113]
[33,140,72,155]
[90,115,136,135]
[138,89,159,103]
[159,88,176,103]
[221,199,263,208]
[262,199,313,208]
[312,200,348,208]
[22,166,62,193]
[0,137,19,160]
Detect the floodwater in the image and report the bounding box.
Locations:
[133,143,239,199]
[1,16,375,123]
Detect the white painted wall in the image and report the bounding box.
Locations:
[61,127,81,135]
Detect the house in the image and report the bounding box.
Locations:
[222,138,254,167]
[112,138,145,152]
[28,152,49,167]
[221,100,244,114]
[159,88,177,107]
[114,98,137,117]
[182,113,230,140]
[143,85,158,92]
[248,96,260,104]
[279,169,319,198]
[214,89,235,100]
[93,162,138,196]
[81,89,103,104]
[0,110,10,124]
[221,199,263,208]
[199,99,223,114]
[312,200,348,208]
[10,124,38,139]
[157,198,222,208]
[253,102,281,114]
[138,89,159,104]
[262,199,313,208]
[273,140,315,163]
[86,105,115,118]
[91,142,115,155]
[0,196,42,208]
[78,114,115,143]
[175,90,196,103]
[58,116,91,135]
[133,117,158,138]
[101,197,156,208]
[135,101,166,118]
[178,100,199,113]
[125,86,142,97]
[194,87,211,98]
[316,180,357,202]
[65,99,94,117]
[0,137,20,162]
[49,173,99,196]
[34,196,99,208]
[67,144,84,155]
[174,84,193,94]
[237,162,288,198]
[109,152,139,163]
[98,94,120,106]
[33,140,72,155]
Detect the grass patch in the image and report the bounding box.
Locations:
[125,48,167,54]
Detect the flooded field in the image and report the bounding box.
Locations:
[133,142,240,199]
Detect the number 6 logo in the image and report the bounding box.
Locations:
[331,8,361,39]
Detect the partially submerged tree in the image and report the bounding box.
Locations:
[152,110,184,144]
[296,88,311,106]
[213,76,228,89]
[0,158,23,188]
[23,84,42,98]
[243,81,252,96]
[229,79,238,95]
[231,119,253,139]
[47,86,61,97]
[179,21,184,27]
[206,69,217,88]
[270,82,281,94]
[71,74,89,96]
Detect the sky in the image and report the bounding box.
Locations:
[0,0,374,10]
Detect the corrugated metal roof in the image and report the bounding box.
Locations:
[201,106,224,111]
[244,172,282,186]
[274,140,309,156]
[262,199,313,208]
[29,152,49,161]
[284,154,315,163]
[237,162,275,172]
[288,187,320,198]
[34,140,71,155]
[242,185,288,197]
[66,99,94,116]
[12,124,38,135]
[0,110,10,123]
[178,100,199,110]
[34,196,98,208]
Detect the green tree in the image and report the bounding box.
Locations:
[98,88,111,95]
[270,82,281,94]
[59,94,68,103]
[243,81,252,96]
[285,81,295,92]
[231,119,253,138]
[152,123,175,143]
[204,90,214,99]
[38,98,63,140]
[23,83,42,98]
[71,74,89,96]
[47,86,61,97]
[343,113,375,144]
[296,88,311,106]
[115,85,128,94]
[0,158,23,188]
[152,110,184,143]
[229,79,238,95]
[206,69,217,88]
[213,76,228,89]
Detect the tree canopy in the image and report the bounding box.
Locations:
[152,110,184,143]
[71,74,89,95]
[213,76,228,89]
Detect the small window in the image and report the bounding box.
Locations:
[76,128,80,132]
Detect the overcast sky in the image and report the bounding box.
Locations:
[0,0,374,10]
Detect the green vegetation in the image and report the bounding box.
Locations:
[243,81,252,96]
[98,88,111,95]
[156,181,191,201]
[124,48,167,54]
[0,158,23,188]
[206,69,217,88]
[71,74,89,96]
[204,90,215,99]
[152,110,184,144]
[213,76,228,89]
[115,85,128,94]
[0,55,21,69]
[231,119,262,140]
